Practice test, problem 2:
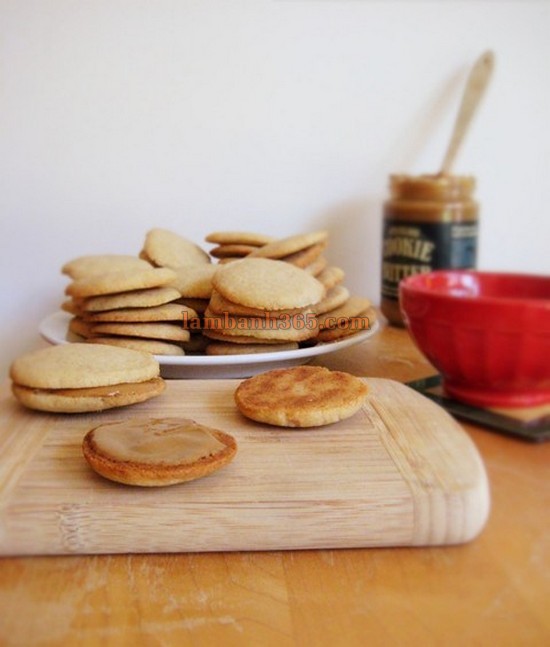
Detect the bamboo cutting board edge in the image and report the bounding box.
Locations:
[0,378,490,556]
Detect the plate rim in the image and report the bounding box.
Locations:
[39,310,380,367]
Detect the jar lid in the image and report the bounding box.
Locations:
[389,174,476,200]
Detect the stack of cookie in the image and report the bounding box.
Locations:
[205,231,277,264]
[10,343,165,413]
[57,227,376,357]
[203,229,375,348]
[62,261,196,356]
[205,229,329,275]
[202,257,325,354]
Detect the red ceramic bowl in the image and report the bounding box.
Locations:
[400,271,550,408]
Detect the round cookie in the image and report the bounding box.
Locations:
[206,341,299,355]
[81,287,181,312]
[205,231,276,246]
[280,242,328,268]
[66,267,177,299]
[209,244,257,258]
[10,343,160,390]
[62,254,152,279]
[248,230,328,260]
[10,343,164,413]
[208,289,309,319]
[212,258,325,310]
[201,329,285,345]
[83,303,196,323]
[90,322,191,342]
[142,228,211,268]
[87,337,185,356]
[12,378,165,413]
[82,418,237,486]
[234,366,368,428]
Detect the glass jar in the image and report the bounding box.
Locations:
[380,174,479,326]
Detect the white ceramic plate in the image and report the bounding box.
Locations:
[39,311,380,379]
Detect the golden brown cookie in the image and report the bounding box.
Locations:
[280,242,328,268]
[83,303,196,323]
[82,418,237,486]
[234,365,368,427]
[80,287,181,312]
[10,343,161,389]
[208,289,309,319]
[248,230,329,260]
[62,254,152,279]
[205,231,276,246]
[90,322,191,342]
[65,267,177,299]
[206,341,299,355]
[142,228,211,268]
[10,343,164,413]
[201,329,286,344]
[87,337,185,356]
[212,258,325,310]
[12,378,165,413]
[209,244,257,258]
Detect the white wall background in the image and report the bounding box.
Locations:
[1,0,549,376]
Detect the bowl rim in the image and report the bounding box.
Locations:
[400,270,550,308]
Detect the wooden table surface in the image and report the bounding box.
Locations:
[1,324,549,647]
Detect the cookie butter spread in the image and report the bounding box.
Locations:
[91,418,227,464]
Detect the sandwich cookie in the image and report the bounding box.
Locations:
[10,344,164,413]
[82,418,237,486]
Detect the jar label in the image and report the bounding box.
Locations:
[381,221,478,300]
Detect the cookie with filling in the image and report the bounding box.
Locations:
[82,418,237,486]
[10,343,164,413]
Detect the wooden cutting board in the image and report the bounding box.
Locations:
[0,378,490,556]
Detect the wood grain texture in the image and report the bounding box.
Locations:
[0,377,488,556]
[0,326,548,646]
